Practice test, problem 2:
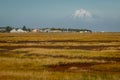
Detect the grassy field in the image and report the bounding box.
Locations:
[0,32,120,80]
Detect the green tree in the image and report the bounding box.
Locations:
[22,25,27,31]
[6,26,12,32]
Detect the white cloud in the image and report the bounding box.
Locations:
[73,9,92,18]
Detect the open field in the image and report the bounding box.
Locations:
[0,32,120,80]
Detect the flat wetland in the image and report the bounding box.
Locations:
[0,32,120,80]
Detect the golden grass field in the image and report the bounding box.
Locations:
[0,32,120,80]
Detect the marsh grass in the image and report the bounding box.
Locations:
[0,32,120,80]
[0,70,119,80]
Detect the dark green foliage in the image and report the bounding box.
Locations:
[22,25,27,31]
[6,26,13,32]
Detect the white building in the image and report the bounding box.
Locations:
[10,29,17,33]
[32,29,40,33]
[10,29,26,33]
[17,29,26,33]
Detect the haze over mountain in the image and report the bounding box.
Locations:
[0,0,120,32]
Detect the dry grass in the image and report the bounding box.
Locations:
[0,32,120,80]
[0,32,120,42]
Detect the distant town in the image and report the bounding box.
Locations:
[0,26,92,33]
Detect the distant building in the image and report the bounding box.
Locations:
[32,29,40,33]
[10,29,17,33]
[17,29,26,33]
[79,30,92,33]
[50,30,62,32]
[43,29,51,32]
[79,31,84,33]
[10,29,27,33]
[0,27,6,32]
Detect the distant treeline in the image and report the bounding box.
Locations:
[0,26,92,33]
[0,26,30,32]
[42,28,92,32]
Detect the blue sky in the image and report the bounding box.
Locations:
[0,0,120,32]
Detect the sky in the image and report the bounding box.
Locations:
[0,0,120,32]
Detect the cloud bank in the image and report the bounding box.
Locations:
[73,9,92,18]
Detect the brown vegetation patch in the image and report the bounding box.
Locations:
[46,62,120,72]
[0,50,8,52]
[46,63,102,72]
[23,53,120,62]
[0,45,120,51]
[0,40,120,43]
